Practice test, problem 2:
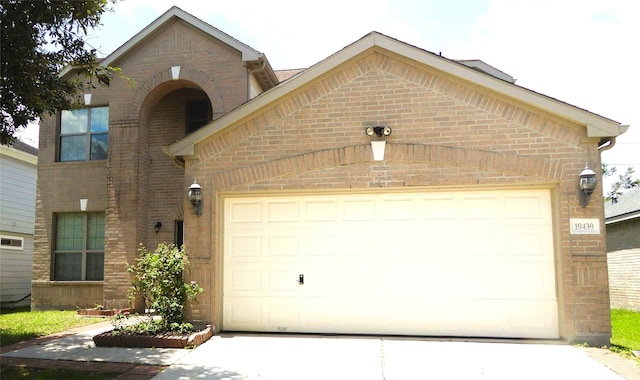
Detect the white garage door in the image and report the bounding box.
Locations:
[223,189,559,339]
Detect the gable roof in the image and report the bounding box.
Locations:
[169,32,626,157]
[61,6,278,89]
[605,187,640,224]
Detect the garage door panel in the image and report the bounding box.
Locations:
[462,196,501,219]
[466,300,510,335]
[227,234,262,257]
[420,232,459,256]
[419,301,469,335]
[266,269,303,292]
[225,266,262,292]
[379,232,421,256]
[338,263,384,295]
[303,200,337,221]
[339,300,383,331]
[302,234,338,256]
[300,268,338,292]
[507,263,556,298]
[504,195,547,219]
[459,232,506,256]
[420,197,458,220]
[381,198,417,220]
[223,189,558,339]
[341,234,379,256]
[509,300,559,337]
[228,201,262,223]
[299,301,339,331]
[342,199,377,221]
[266,201,299,222]
[224,299,263,328]
[267,302,300,328]
[266,235,299,257]
[506,230,551,257]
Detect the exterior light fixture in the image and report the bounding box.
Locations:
[365,126,392,161]
[578,163,597,208]
[188,179,203,216]
[154,221,162,234]
[365,126,392,137]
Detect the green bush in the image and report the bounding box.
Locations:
[126,243,203,331]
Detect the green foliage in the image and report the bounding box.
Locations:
[127,243,203,330]
[0,308,106,347]
[0,0,115,145]
[602,164,640,200]
[111,313,194,336]
[610,309,640,351]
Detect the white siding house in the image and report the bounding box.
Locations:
[0,141,37,308]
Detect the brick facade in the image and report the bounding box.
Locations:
[33,8,621,345]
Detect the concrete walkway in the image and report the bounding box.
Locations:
[1,324,639,379]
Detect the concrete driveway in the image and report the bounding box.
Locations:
[155,334,629,380]
[2,324,634,379]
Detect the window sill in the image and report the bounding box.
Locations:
[32,280,104,286]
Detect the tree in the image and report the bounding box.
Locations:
[0,0,114,145]
[602,163,640,200]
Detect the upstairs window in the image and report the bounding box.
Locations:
[186,99,212,134]
[59,106,108,161]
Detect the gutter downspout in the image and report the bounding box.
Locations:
[598,137,616,152]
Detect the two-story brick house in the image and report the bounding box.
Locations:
[33,7,629,345]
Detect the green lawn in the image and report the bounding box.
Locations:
[0,307,106,347]
[0,366,117,380]
[610,308,640,352]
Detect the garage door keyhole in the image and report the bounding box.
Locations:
[298,274,304,285]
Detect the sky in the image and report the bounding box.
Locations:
[17,0,639,187]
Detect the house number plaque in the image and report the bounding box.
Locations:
[569,218,600,235]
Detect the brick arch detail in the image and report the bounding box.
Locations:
[169,205,184,221]
[131,67,225,121]
[211,143,563,189]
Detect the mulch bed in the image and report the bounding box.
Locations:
[93,324,213,348]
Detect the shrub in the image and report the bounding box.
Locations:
[126,243,203,331]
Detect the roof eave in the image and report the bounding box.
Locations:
[61,6,264,80]
[169,31,627,157]
[371,34,624,138]
[103,7,262,69]
[606,210,640,224]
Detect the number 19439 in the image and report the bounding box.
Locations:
[569,219,600,234]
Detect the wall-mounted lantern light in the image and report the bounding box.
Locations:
[188,179,203,216]
[365,126,392,161]
[154,221,162,234]
[578,163,597,208]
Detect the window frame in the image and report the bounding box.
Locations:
[0,235,24,250]
[53,212,105,281]
[58,106,109,162]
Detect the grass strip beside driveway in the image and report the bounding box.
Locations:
[0,307,106,347]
